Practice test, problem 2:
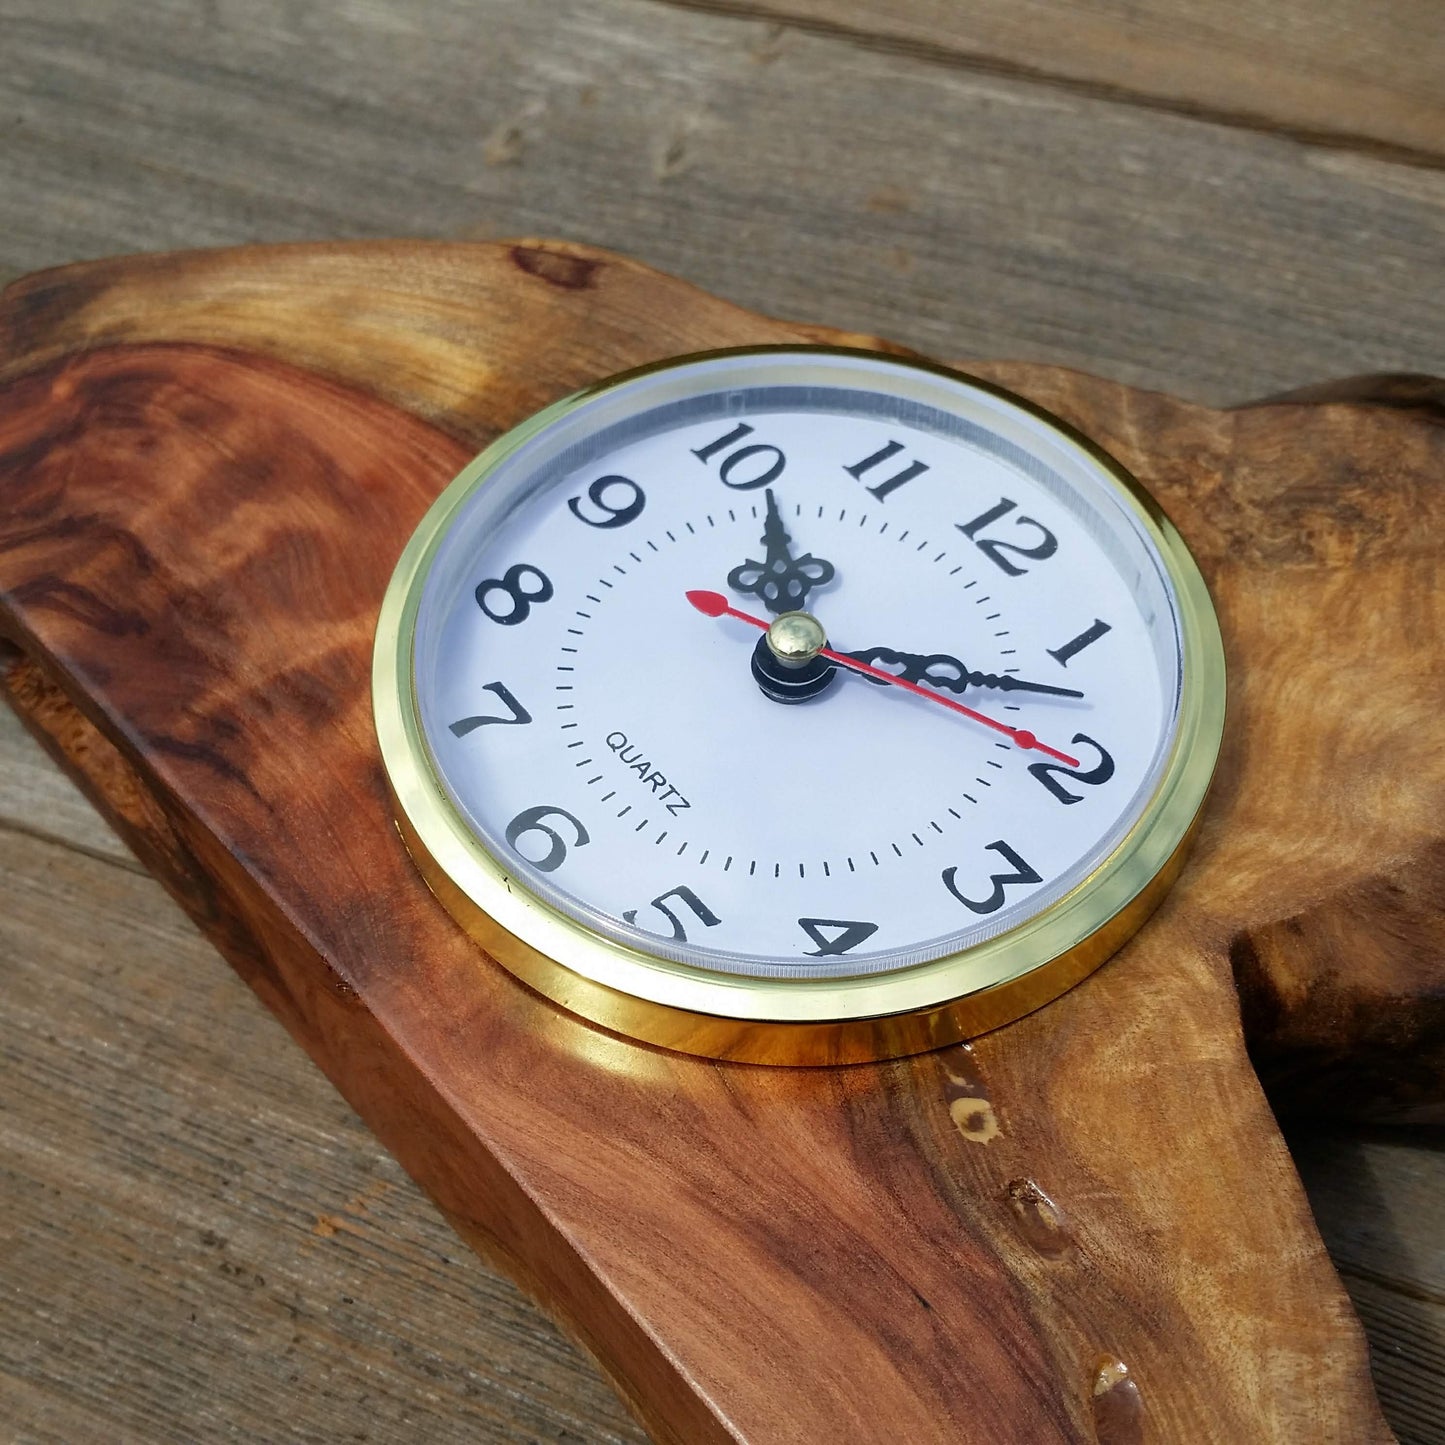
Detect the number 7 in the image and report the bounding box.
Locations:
[449,682,532,737]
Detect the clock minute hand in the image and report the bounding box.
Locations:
[839,644,1083,699]
[685,590,1081,768]
[727,487,836,616]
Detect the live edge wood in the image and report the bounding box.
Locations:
[0,241,1439,1443]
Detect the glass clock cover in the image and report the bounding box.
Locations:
[373,349,1223,1059]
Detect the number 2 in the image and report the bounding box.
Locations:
[1028,734,1115,805]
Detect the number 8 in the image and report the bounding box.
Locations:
[475,563,554,625]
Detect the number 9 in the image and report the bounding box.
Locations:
[568,475,646,529]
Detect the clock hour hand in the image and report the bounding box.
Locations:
[839,645,1083,699]
[727,487,836,616]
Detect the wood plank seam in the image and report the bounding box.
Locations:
[647,0,1445,170]
[0,810,145,875]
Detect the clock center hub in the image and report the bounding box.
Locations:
[765,611,827,667]
[750,608,837,706]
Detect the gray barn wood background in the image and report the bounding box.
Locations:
[1,2,1442,1442]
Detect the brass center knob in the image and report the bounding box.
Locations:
[765,611,827,668]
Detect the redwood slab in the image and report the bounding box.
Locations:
[2,240,1439,1442]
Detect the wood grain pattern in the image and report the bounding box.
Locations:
[689,0,1445,160]
[956,361,1445,1126]
[1,730,1433,1445]
[2,239,1439,1441]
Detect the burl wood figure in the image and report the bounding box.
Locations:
[0,241,1441,1443]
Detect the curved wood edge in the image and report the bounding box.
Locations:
[1239,373,1445,417]
[0,240,1430,1440]
[0,648,712,1445]
[0,238,904,450]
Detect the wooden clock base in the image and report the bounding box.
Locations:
[1,241,1441,1442]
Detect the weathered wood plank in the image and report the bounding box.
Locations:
[685,0,1445,160]
[1292,1126,1445,1299]
[1,0,1443,405]
[0,822,647,1445]
[1324,1275,1445,1445]
[1290,1128,1445,1445]
[0,702,137,866]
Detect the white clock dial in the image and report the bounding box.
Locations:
[402,350,1187,983]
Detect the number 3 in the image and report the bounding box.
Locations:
[942,840,1041,915]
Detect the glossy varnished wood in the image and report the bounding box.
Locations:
[1,240,1439,1441]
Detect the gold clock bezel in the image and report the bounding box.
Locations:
[372,346,1226,1064]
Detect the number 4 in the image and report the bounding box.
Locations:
[798,917,879,956]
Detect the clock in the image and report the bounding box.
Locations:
[372,346,1225,1062]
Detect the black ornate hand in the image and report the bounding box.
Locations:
[838,645,1083,698]
[727,488,836,616]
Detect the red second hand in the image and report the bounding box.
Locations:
[686,589,1081,769]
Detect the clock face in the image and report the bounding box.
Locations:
[376,349,1223,1050]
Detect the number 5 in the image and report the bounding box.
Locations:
[624,885,721,942]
